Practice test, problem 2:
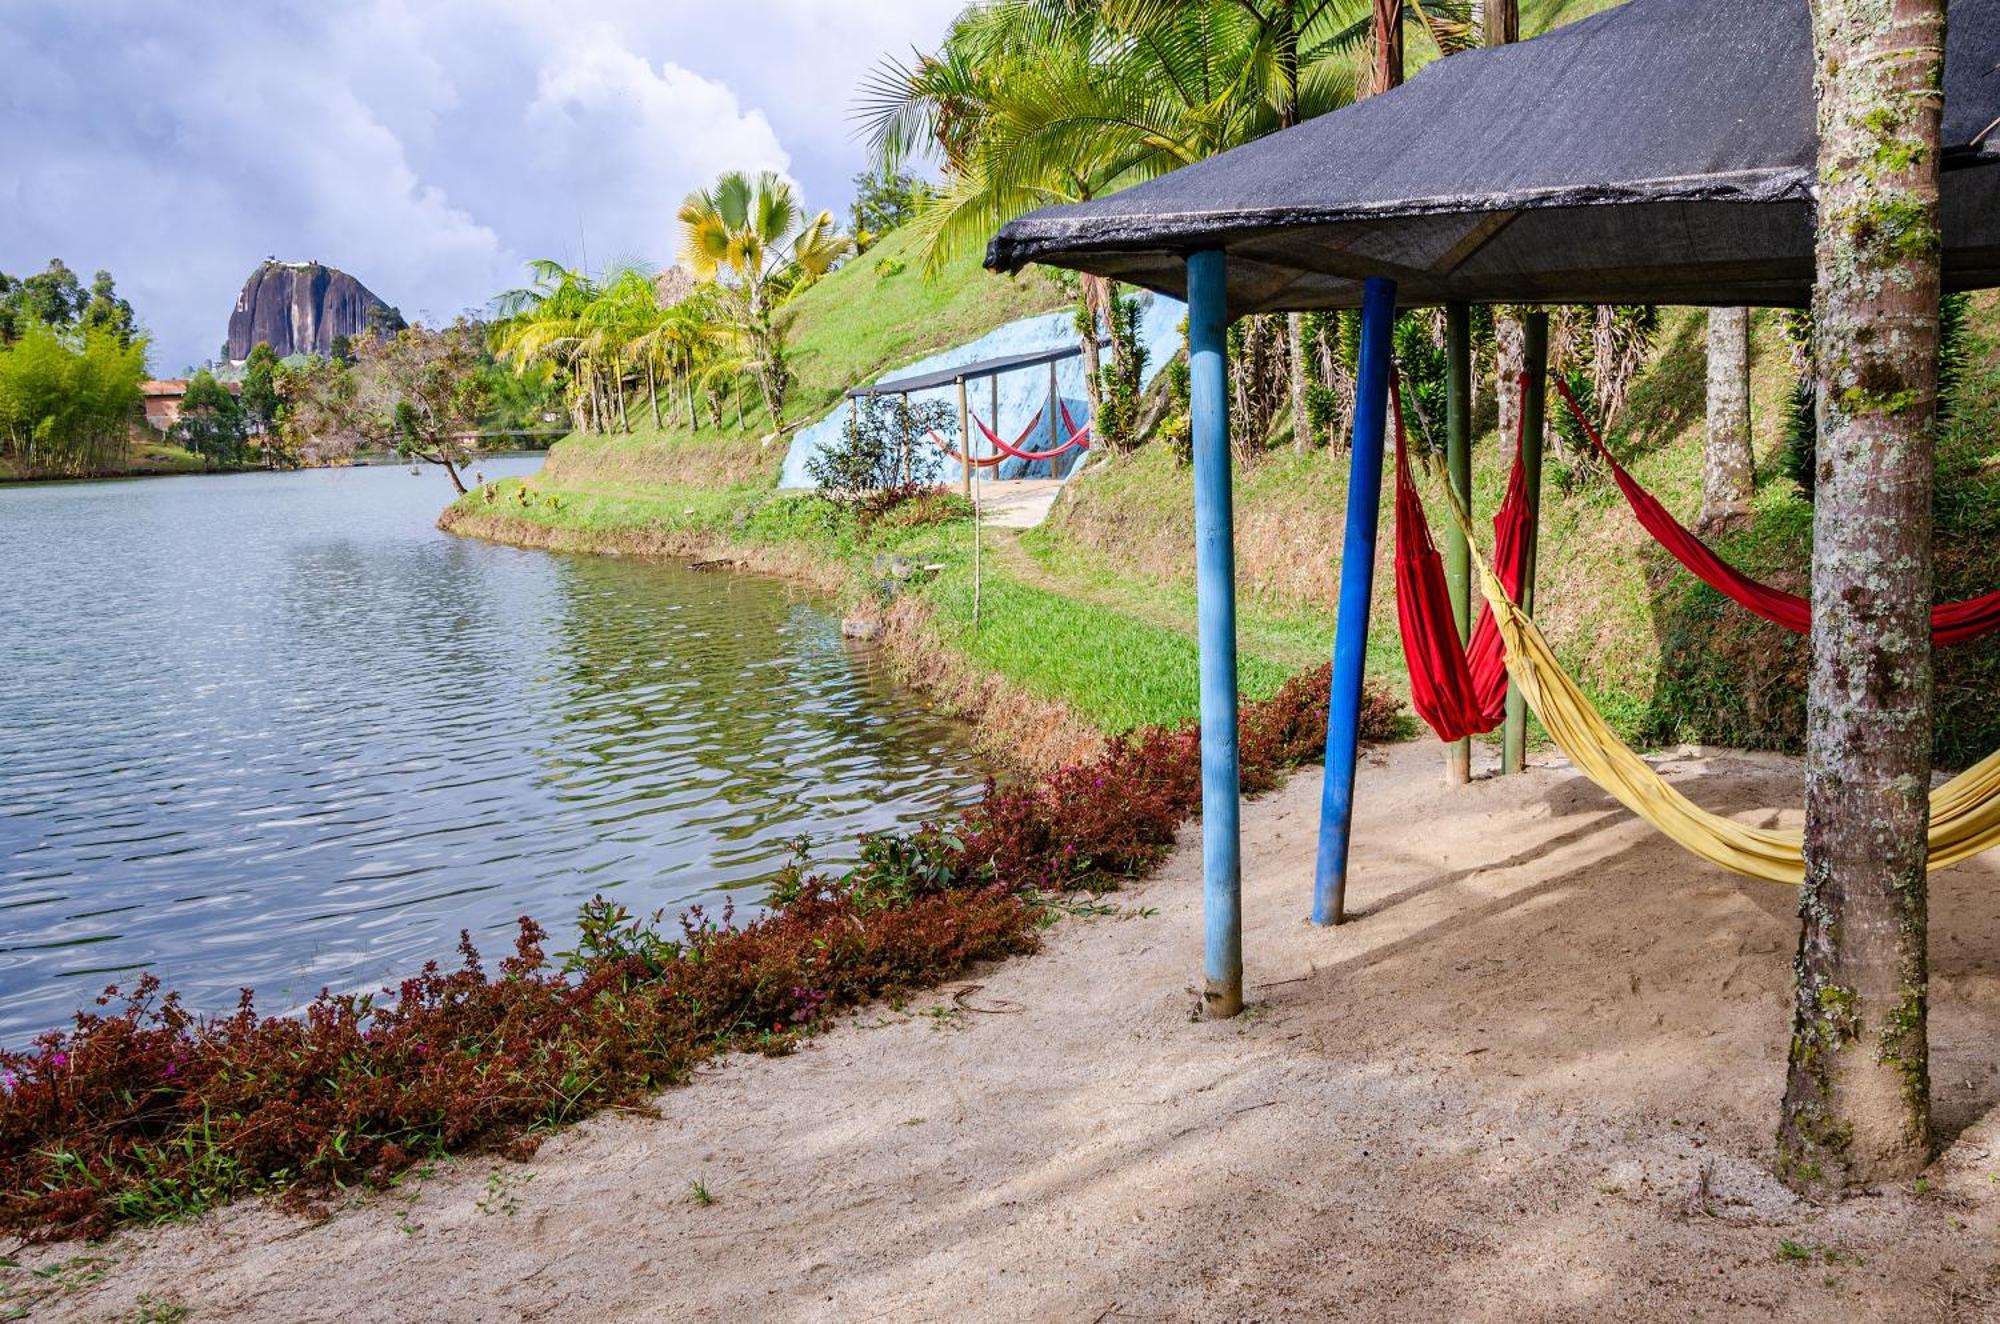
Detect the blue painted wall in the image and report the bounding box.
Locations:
[779,292,1187,489]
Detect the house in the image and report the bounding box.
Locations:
[139,379,238,432]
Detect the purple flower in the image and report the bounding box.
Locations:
[48,1052,68,1069]
[1,1070,16,1091]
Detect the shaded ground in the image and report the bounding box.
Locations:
[16,742,1999,1322]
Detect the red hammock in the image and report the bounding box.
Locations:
[1394,370,1536,742]
[928,430,1008,472]
[1549,376,2000,647]
[972,401,1092,462]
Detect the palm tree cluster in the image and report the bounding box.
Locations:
[855,0,1474,452]
[850,1,1678,464]
[493,171,850,436]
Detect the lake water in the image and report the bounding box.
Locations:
[0,460,986,1042]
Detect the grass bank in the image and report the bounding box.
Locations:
[0,436,213,483]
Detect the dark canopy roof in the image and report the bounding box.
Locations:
[986,0,2000,313]
[845,340,1105,399]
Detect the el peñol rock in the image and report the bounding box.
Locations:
[226,260,400,361]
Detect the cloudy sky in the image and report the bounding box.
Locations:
[0,0,961,372]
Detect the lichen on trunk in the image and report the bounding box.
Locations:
[1699,307,1754,530]
[1777,0,1945,1196]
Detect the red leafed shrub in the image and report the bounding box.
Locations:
[0,664,1401,1241]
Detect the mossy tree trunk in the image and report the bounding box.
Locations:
[1777,0,1945,1196]
[1700,306,1754,530]
[1288,313,1312,454]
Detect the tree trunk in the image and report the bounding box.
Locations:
[1078,281,1105,415]
[1482,0,1517,45]
[1288,312,1311,453]
[1370,0,1404,96]
[1495,313,1524,451]
[1776,0,1944,1198]
[616,364,630,432]
[1700,306,1755,530]
[432,452,469,496]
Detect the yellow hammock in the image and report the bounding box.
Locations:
[1423,456,2000,885]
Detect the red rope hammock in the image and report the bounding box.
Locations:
[928,430,1008,467]
[1550,375,2000,647]
[1393,369,1535,742]
[971,402,1092,462]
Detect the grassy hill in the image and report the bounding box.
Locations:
[541,225,1069,491]
[451,216,2000,768]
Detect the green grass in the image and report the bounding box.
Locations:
[544,224,1070,488]
[924,568,1292,734]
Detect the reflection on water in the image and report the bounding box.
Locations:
[0,460,986,1041]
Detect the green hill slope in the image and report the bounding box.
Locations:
[541,226,1067,490]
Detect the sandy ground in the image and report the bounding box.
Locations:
[15,741,2000,1323]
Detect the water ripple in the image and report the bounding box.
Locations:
[0,461,987,1041]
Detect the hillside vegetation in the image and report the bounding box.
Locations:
[453,254,2000,768]
[540,225,1068,492]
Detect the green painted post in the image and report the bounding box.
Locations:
[1502,311,1549,774]
[1444,302,1473,785]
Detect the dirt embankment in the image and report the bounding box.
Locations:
[24,741,1998,1322]
[440,502,1104,778]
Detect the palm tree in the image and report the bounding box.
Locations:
[855,0,1467,438]
[492,260,600,431]
[676,170,851,429]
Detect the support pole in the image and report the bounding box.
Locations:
[1048,360,1060,474]
[1313,276,1397,925]
[1187,248,1242,1019]
[957,377,970,498]
[1444,302,1473,785]
[1502,312,1549,775]
[991,374,1001,478]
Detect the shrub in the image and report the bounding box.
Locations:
[807,396,952,503]
[0,662,1401,1241]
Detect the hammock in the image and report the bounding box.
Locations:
[1406,448,2000,885]
[1391,370,1533,742]
[1550,376,2000,647]
[929,429,1009,468]
[971,402,1092,463]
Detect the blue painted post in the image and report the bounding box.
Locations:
[1312,276,1398,925]
[1187,249,1242,1019]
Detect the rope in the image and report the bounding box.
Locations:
[970,405,1093,462]
[1549,374,2000,646]
[1409,445,2000,885]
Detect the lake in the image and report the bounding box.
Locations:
[0,460,987,1042]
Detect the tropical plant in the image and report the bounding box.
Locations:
[0,322,146,476]
[172,369,247,466]
[677,170,852,429]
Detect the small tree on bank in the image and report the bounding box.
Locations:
[1778,0,1946,1196]
[808,396,952,503]
[282,321,491,493]
[173,369,247,466]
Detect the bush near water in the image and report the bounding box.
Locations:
[0,664,1397,1241]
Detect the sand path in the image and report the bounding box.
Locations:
[18,742,2000,1322]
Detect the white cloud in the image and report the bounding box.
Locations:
[0,0,960,370]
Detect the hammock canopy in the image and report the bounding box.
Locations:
[985,0,2000,312]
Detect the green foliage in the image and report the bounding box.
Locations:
[1393,312,1448,450]
[1093,296,1148,451]
[1781,376,1817,498]
[849,166,930,248]
[172,368,247,465]
[0,322,147,476]
[237,343,282,436]
[808,396,952,502]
